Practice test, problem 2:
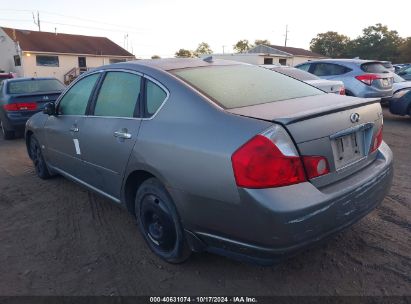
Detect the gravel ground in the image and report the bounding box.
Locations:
[0,108,410,296]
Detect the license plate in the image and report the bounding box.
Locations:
[331,132,363,169]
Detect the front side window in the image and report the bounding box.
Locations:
[146,80,167,116]
[36,55,59,67]
[173,65,323,109]
[58,74,99,115]
[94,72,141,118]
[312,63,349,76]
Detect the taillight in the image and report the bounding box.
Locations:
[370,125,383,153]
[339,87,346,95]
[231,125,306,188]
[302,156,330,179]
[355,74,380,86]
[3,102,37,111]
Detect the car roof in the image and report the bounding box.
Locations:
[299,58,382,65]
[113,58,246,72]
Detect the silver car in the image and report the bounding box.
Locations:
[261,65,345,94]
[25,59,393,264]
[295,59,393,98]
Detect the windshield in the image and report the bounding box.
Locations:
[173,65,323,109]
[7,79,65,94]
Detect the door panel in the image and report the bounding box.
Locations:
[78,71,143,198]
[44,73,100,176]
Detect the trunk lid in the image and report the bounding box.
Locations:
[228,94,383,187]
[9,91,62,110]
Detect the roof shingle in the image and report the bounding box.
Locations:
[2,27,134,57]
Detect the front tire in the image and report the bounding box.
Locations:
[29,136,51,179]
[135,178,191,263]
[0,119,14,140]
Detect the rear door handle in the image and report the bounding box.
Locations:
[114,130,132,139]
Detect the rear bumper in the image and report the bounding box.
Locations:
[2,111,39,131]
[186,142,393,264]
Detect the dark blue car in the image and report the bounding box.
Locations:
[0,77,65,139]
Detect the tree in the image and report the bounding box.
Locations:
[398,37,411,63]
[347,24,403,62]
[175,49,194,58]
[254,39,271,46]
[151,55,161,59]
[233,39,251,53]
[310,31,350,58]
[194,42,213,57]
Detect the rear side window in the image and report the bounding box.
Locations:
[146,80,167,116]
[94,72,141,118]
[7,79,65,94]
[173,65,323,109]
[58,74,99,115]
[361,63,388,73]
[312,63,350,76]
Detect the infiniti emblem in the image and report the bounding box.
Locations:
[350,113,360,123]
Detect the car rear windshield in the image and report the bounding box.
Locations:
[272,67,319,81]
[360,62,389,73]
[172,65,323,109]
[7,79,65,94]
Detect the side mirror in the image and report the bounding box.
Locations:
[43,102,56,116]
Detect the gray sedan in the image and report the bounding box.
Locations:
[25,59,393,264]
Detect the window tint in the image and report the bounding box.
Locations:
[312,63,350,76]
[146,80,167,116]
[58,74,99,115]
[173,65,323,109]
[36,55,59,67]
[361,63,388,73]
[94,72,141,118]
[297,63,310,72]
[7,79,65,94]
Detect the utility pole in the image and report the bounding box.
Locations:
[33,11,41,31]
[222,45,226,54]
[284,24,289,47]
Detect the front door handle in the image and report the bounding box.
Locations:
[70,126,79,132]
[114,130,132,139]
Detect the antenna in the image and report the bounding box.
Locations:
[32,11,41,31]
[284,24,289,47]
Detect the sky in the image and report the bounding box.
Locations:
[0,0,410,59]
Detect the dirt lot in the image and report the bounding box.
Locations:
[0,108,410,296]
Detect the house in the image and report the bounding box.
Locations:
[206,44,326,67]
[0,27,135,84]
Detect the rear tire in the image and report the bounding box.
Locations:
[0,119,14,140]
[29,136,51,179]
[135,178,191,263]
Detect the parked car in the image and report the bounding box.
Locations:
[397,65,411,81]
[261,65,345,94]
[25,59,393,264]
[387,73,411,117]
[393,64,410,73]
[0,72,15,84]
[380,61,395,73]
[0,77,65,139]
[295,59,393,98]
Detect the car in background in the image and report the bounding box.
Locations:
[295,59,393,99]
[262,65,345,95]
[380,61,395,73]
[0,77,65,139]
[386,73,411,117]
[25,59,392,264]
[393,64,410,73]
[397,65,411,81]
[0,72,16,84]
